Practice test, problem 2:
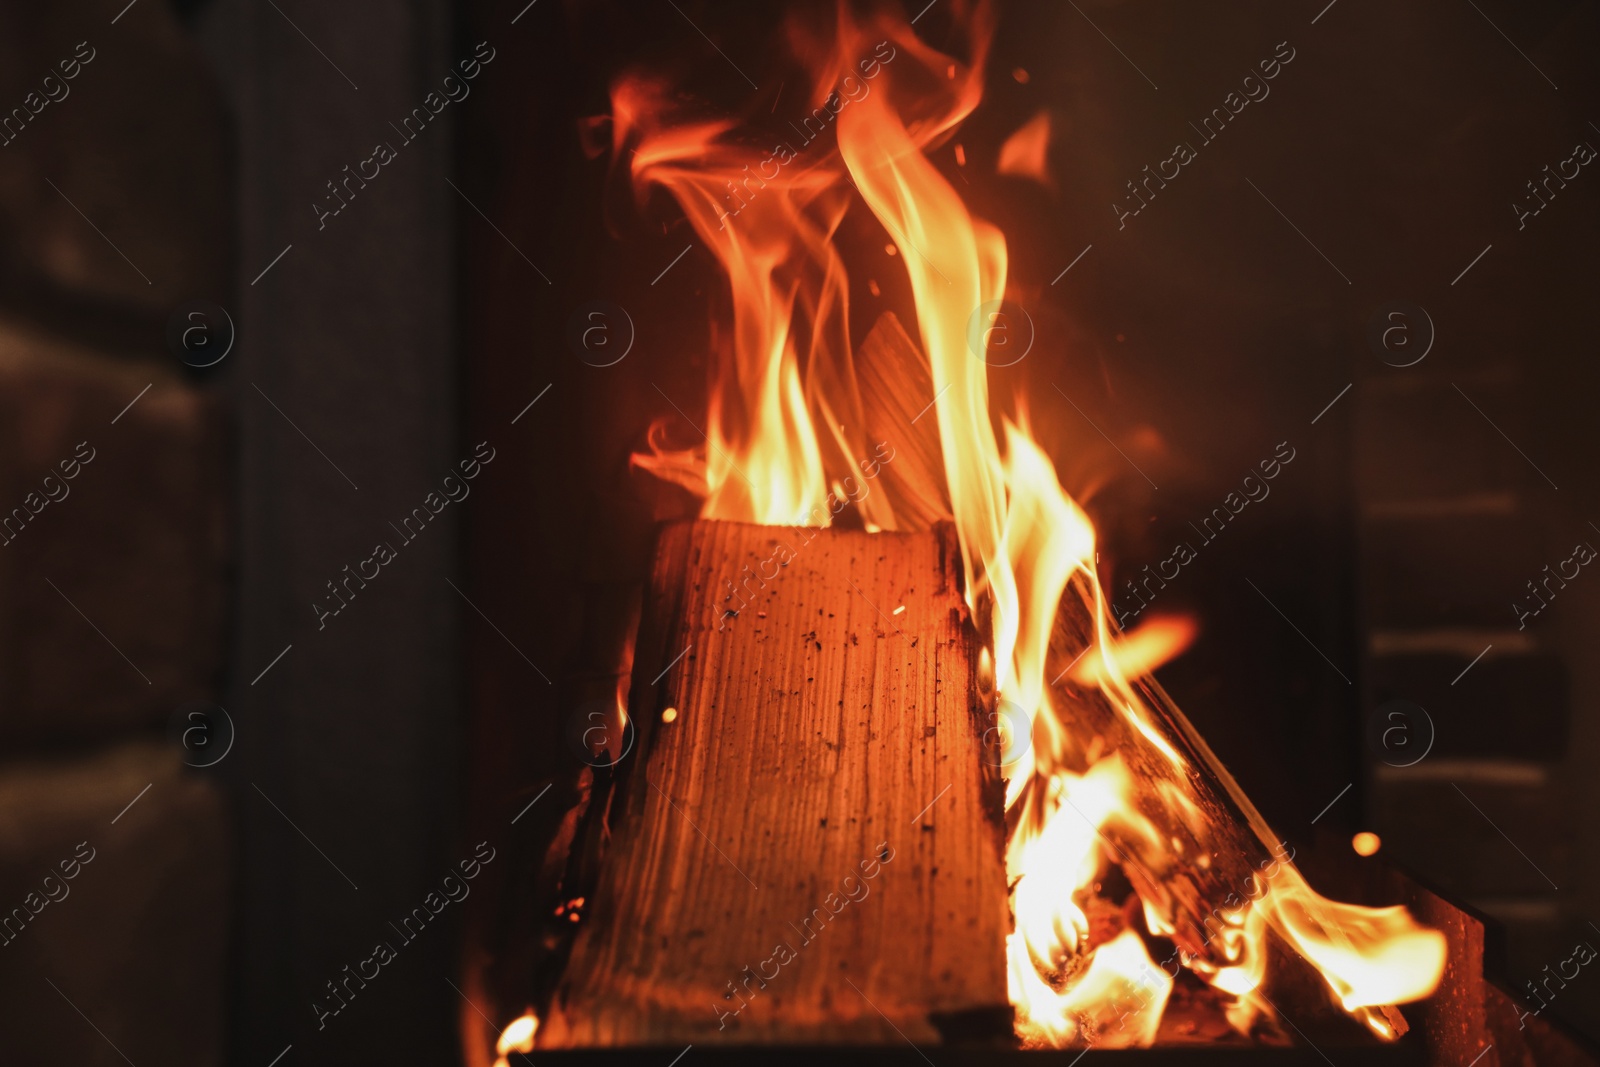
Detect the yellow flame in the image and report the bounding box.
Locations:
[493,1012,537,1067]
[1011,927,1173,1048]
[1069,616,1196,689]
[1262,869,1446,1013]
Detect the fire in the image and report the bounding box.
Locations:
[493,1012,537,1067]
[615,0,1445,1050]
[1067,614,1196,689]
[616,66,861,527]
[1005,755,1174,1047]
[997,110,1053,186]
[1263,872,1447,1016]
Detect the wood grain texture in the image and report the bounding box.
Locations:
[856,311,951,533]
[542,520,1009,1046]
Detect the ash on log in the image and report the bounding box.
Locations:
[540,520,1011,1046]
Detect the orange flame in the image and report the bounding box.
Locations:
[997,110,1053,186]
[617,0,1445,1049]
[1068,614,1196,689]
[615,48,873,526]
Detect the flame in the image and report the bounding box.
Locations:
[1011,927,1173,1048]
[493,1012,538,1067]
[616,52,870,526]
[1005,754,1174,1046]
[617,0,1445,1049]
[997,110,1053,186]
[1068,614,1196,688]
[1262,869,1445,1015]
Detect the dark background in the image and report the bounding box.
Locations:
[0,0,1595,1064]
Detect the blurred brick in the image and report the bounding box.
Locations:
[0,3,232,315]
[0,740,228,1067]
[0,321,227,744]
[1362,513,1542,628]
[1369,652,1568,760]
[1373,778,1571,898]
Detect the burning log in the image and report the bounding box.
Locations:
[848,307,1313,1021]
[1041,578,1426,1038]
[1043,579,1292,959]
[539,519,1011,1046]
[844,310,1436,1041]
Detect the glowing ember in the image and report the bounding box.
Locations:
[615,0,1446,1050]
[1353,831,1382,857]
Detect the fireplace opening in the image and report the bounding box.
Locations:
[454,3,1600,1066]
